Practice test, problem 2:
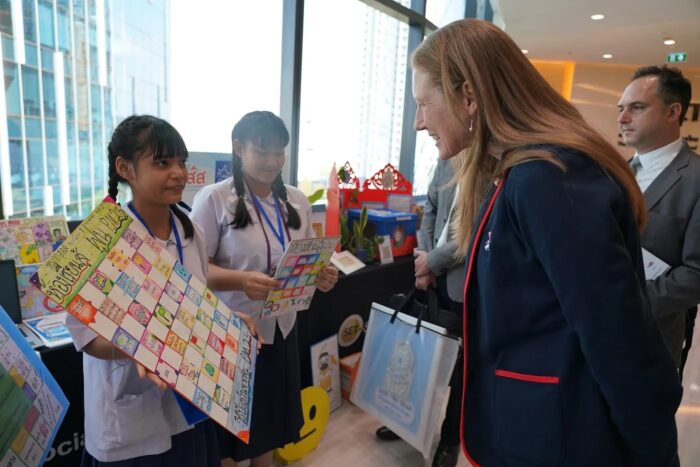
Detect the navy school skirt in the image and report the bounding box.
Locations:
[218,323,303,461]
[80,419,220,467]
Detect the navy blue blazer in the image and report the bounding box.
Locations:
[461,146,682,466]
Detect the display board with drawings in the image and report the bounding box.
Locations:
[0,216,68,320]
[30,201,257,443]
[0,305,69,466]
[260,237,340,320]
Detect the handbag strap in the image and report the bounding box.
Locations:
[426,287,440,324]
[389,288,427,334]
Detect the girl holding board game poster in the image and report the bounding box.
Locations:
[190,111,338,467]
[66,115,240,466]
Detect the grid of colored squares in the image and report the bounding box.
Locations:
[271,252,328,298]
[64,225,250,436]
[0,326,59,466]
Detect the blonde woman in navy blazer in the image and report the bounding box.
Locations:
[411,20,682,466]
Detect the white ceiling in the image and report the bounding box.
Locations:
[499,0,700,69]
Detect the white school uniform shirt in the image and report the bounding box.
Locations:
[65,206,209,462]
[190,177,313,345]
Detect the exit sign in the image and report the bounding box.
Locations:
[668,52,687,63]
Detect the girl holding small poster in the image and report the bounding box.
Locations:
[190,111,338,466]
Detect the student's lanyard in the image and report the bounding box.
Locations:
[128,202,183,264]
[247,189,290,274]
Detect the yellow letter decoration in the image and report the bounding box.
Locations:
[275,386,330,464]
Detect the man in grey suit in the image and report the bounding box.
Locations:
[375,158,465,467]
[618,65,700,375]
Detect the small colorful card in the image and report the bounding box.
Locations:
[0,305,69,466]
[30,202,257,443]
[260,237,340,320]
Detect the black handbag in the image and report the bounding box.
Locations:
[389,288,462,337]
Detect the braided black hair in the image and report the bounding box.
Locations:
[107,115,195,238]
[229,111,300,230]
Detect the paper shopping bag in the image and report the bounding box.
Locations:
[351,302,460,458]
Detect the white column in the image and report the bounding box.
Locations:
[43,185,54,215]
[54,51,70,206]
[96,0,107,87]
[10,0,25,64]
[0,45,12,217]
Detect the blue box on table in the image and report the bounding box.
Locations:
[346,208,418,257]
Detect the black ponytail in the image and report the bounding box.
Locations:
[228,111,300,230]
[229,152,254,229]
[170,204,194,239]
[272,174,301,229]
[107,115,195,238]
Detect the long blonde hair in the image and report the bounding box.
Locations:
[412,19,645,257]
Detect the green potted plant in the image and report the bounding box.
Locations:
[340,206,381,264]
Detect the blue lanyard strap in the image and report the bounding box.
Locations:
[128,202,184,264]
[249,192,287,250]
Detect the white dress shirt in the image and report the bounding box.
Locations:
[633,138,684,193]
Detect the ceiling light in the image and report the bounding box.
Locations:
[521,49,529,54]
[590,14,605,20]
[602,54,613,59]
[664,39,676,45]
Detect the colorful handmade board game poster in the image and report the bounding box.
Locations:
[0,305,69,466]
[260,237,340,320]
[30,201,257,443]
[310,334,341,411]
[0,217,69,320]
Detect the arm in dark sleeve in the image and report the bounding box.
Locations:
[647,197,700,316]
[509,160,681,467]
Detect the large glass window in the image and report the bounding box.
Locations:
[7,117,21,137]
[1,35,14,60]
[297,0,408,195]
[4,62,21,115]
[57,8,70,51]
[0,0,12,35]
[39,0,55,47]
[22,0,36,43]
[412,131,438,195]
[21,66,41,115]
[42,71,56,117]
[169,0,283,153]
[426,0,467,28]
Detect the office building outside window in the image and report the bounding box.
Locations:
[0,0,170,219]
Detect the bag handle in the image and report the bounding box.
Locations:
[390,289,426,334]
[426,287,440,324]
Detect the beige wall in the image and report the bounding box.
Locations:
[533,61,700,158]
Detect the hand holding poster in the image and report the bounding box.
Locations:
[260,237,340,320]
[0,305,69,467]
[30,201,257,443]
